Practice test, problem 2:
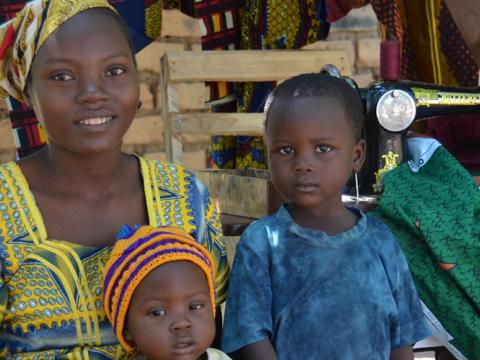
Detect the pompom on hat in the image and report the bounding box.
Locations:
[0,0,117,102]
[103,225,216,352]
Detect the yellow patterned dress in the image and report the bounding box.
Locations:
[0,157,229,359]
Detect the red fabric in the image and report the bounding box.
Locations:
[0,25,15,60]
[325,0,366,23]
[427,114,480,172]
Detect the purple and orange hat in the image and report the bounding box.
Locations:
[103,225,216,352]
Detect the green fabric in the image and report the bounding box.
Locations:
[372,146,480,360]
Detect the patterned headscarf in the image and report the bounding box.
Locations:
[103,225,216,352]
[0,0,117,102]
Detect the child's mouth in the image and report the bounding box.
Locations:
[172,337,196,355]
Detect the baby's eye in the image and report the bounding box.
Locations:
[189,303,204,311]
[150,308,167,317]
[279,146,294,155]
[316,145,331,153]
[106,66,126,77]
[52,73,73,81]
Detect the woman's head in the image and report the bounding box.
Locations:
[264,73,366,212]
[103,226,216,360]
[0,0,140,156]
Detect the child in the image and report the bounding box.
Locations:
[222,73,430,359]
[103,225,232,360]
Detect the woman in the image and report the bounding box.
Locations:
[0,1,228,358]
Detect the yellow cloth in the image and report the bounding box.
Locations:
[0,156,229,359]
[0,0,116,102]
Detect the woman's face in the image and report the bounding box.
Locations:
[26,10,139,157]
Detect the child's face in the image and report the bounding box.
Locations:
[265,96,365,213]
[125,261,215,360]
[26,10,139,156]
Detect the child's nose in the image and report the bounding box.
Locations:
[170,314,192,333]
[294,153,314,173]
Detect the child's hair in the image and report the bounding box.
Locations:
[264,73,365,141]
[103,225,216,352]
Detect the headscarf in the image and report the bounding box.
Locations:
[103,225,216,352]
[0,0,117,102]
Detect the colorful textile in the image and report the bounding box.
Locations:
[222,205,430,357]
[372,146,480,359]
[103,225,216,352]
[0,157,229,359]
[0,0,117,102]
[209,0,329,169]
[0,0,162,159]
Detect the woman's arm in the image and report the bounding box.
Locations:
[391,346,414,360]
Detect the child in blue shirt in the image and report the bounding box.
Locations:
[221,73,430,359]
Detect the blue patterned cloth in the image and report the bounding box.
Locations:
[222,205,430,359]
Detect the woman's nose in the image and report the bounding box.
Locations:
[76,77,108,105]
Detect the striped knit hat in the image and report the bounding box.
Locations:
[103,225,216,352]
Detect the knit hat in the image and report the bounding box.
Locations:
[103,225,216,352]
[0,0,117,102]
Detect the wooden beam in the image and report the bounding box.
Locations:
[164,50,351,82]
[172,113,264,136]
[444,0,480,67]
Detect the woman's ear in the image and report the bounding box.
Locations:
[23,84,33,109]
[352,138,366,173]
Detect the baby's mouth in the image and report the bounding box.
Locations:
[172,337,196,355]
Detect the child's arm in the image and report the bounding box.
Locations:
[237,339,278,360]
[390,346,414,360]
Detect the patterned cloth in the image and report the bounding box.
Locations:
[223,205,430,358]
[209,0,329,169]
[0,157,229,359]
[0,0,162,158]
[372,146,480,359]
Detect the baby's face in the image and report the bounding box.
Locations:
[125,261,215,360]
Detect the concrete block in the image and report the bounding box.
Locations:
[303,40,355,70]
[357,38,380,68]
[161,9,202,38]
[136,41,185,72]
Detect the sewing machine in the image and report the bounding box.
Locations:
[321,65,480,199]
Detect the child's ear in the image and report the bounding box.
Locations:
[352,138,366,172]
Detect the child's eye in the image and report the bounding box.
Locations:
[189,303,204,311]
[316,145,331,153]
[106,66,126,77]
[150,308,167,317]
[279,146,294,155]
[51,73,73,81]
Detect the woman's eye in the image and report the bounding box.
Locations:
[316,145,331,153]
[150,308,167,317]
[279,147,294,155]
[52,73,73,81]
[106,67,126,76]
[189,303,204,311]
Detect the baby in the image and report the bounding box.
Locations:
[103,225,231,360]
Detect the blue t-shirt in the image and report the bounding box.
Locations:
[222,205,430,359]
